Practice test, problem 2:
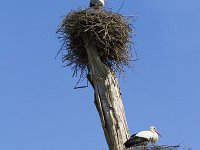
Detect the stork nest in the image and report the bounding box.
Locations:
[57,9,134,77]
[131,145,180,150]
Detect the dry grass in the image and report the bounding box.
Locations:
[57,8,135,77]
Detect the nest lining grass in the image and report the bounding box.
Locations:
[57,8,134,77]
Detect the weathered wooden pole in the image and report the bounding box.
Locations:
[84,36,130,150]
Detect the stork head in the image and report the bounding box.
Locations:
[150,126,161,137]
[90,0,105,9]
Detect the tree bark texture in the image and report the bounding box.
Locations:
[84,37,130,150]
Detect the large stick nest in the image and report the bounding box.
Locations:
[130,145,181,150]
[57,9,134,77]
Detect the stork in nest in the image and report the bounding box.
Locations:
[89,0,106,9]
[124,126,161,150]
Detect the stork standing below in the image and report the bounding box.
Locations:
[124,126,161,150]
[89,0,106,9]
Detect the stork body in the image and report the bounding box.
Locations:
[89,0,105,9]
[124,126,161,149]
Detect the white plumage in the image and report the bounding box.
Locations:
[124,126,161,149]
[89,0,106,9]
[136,131,156,140]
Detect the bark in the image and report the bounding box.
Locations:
[84,37,130,150]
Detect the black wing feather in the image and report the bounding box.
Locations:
[130,133,136,137]
[124,134,149,148]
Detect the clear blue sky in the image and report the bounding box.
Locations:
[0,0,199,149]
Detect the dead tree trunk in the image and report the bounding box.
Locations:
[84,37,130,150]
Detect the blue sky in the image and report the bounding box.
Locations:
[0,0,199,149]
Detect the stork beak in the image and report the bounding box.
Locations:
[155,130,162,137]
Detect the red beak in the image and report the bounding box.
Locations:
[155,130,162,137]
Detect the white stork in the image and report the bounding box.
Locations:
[124,126,161,149]
[89,0,106,9]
